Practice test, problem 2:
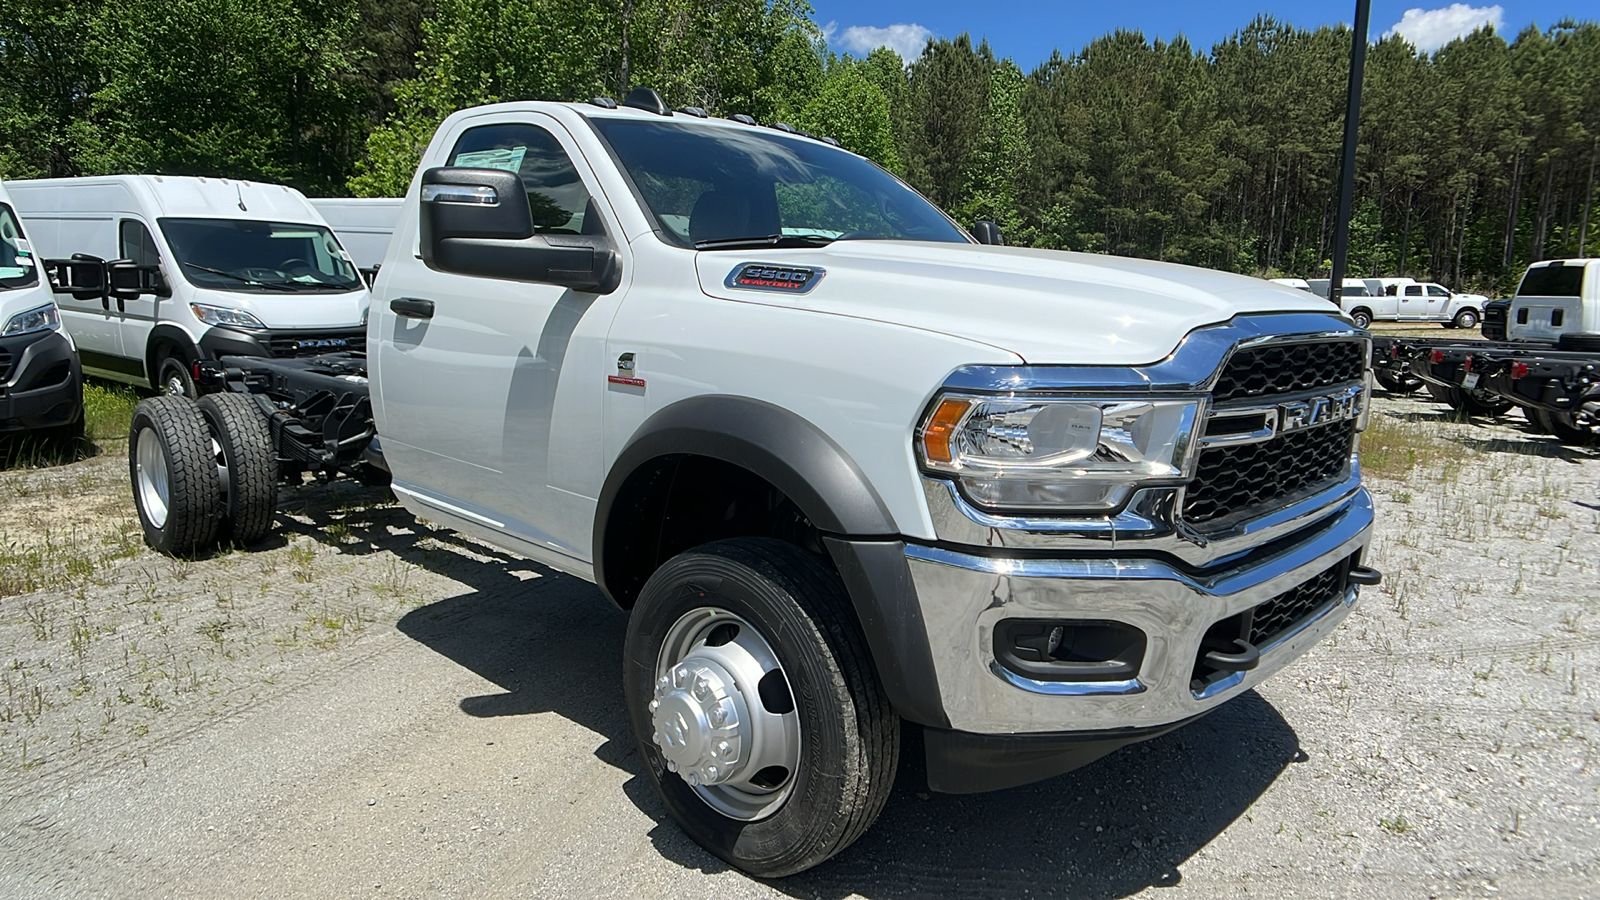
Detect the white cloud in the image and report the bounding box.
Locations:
[1384,4,1504,52]
[833,23,934,61]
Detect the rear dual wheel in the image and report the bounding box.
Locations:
[1531,408,1596,446]
[624,538,899,877]
[130,394,276,555]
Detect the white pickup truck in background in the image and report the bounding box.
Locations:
[118,89,1382,877]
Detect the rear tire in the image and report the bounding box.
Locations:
[1531,408,1596,446]
[1350,309,1372,329]
[624,538,899,877]
[197,393,278,545]
[129,397,219,555]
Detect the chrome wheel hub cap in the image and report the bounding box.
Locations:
[135,428,170,528]
[652,608,800,821]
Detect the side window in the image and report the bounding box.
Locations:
[1427,285,1449,297]
[1405,285,1422,297]
[120,220,161,267]
[447,123,599,235]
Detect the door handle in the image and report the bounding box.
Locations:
[390,297,434,319]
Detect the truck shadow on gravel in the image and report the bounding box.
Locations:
[281,494,1301,898]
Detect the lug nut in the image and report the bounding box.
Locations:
[693,678,711,700]
[710,706,727,726]
[656,675,670,696]
[648,699,658,712]
[652,731,662,745]
[704,765,719,782]
[687,772,699,786]
[666,760,677,773]
[673,666,688,688]
[714,740,731,759]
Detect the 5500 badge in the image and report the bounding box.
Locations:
[725,262,825,294]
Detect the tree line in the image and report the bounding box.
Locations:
[3,1,1596,291]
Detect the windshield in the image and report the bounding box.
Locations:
[590,118,971,249]
[159,218,362,292]
[0,203,40,291]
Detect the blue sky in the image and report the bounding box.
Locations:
[810,2,1593,66]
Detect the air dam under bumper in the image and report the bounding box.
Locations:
[907,488,1374,789]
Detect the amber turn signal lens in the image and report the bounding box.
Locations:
[921,398,973,465]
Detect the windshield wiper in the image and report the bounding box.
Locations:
[182,262,296,291]
[693,234,836,251]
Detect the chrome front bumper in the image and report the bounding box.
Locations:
[904,487,1373,734]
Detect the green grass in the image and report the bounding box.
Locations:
[1358,412,1469,479]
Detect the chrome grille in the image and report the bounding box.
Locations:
[1212,340,1365,403]
[1248,561,1347,646]
[1184,420,1356,525]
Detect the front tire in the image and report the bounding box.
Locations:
[624,539,899,877]
[157,355,197,399]
[1452,308,1479,329]
[197,393,278,544]
[129,396,219,555]
[1350,309,1372,329]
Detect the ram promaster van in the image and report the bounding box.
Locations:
[8,176,368,396]
[0,179,82,440]
[308,197,402,283]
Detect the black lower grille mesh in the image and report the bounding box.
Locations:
[1248,562,1348,646]
[1184,420,1356,525]
[0,349,12,383]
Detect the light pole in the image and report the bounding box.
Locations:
[1328,0,1371,309]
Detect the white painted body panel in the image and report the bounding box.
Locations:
[7,175,366,386]
[370,101,1351,569]
[309,197,402,272]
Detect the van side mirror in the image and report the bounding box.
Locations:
[971,221,1005,246]
[107,259,171,300]
[44,254,107,301]
[419,167,619,294]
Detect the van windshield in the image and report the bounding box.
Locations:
[0,204,40,290]
[589,118,971,249]
[159,218,362,293]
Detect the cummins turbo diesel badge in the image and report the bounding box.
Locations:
[725,262,825,294]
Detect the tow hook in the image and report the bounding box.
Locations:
[1347,565,1382,586]
[1202,638,1260,673]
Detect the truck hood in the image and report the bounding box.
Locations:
[695,242,1341,364]
[191,286,368,330]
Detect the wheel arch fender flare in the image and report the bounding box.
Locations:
[146,324,203,380]
[594,396,899,593]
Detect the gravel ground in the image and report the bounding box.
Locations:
[0,392,1596,899]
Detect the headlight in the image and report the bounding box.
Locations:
[917,393,1204,511]
[1,303,61,337]
[190,303,267,330]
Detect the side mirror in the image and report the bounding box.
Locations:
[44,254,107,301]
[971,221,1005,246]
[419,167,619,294]
[107,259,170,300]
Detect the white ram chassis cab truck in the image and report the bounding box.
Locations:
[123,90,1381,877]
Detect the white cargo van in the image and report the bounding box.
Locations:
[308,197,402,283]
[0,180,83,438]
[1508,259,1599,343]
[8,176,368,396]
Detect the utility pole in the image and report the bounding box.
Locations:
[1328,0,1371,309]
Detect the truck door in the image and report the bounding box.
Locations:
[1424,284,1451,320]
[115,219,165,380]
[1396,283,1425,320]
[374,115,625,562]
